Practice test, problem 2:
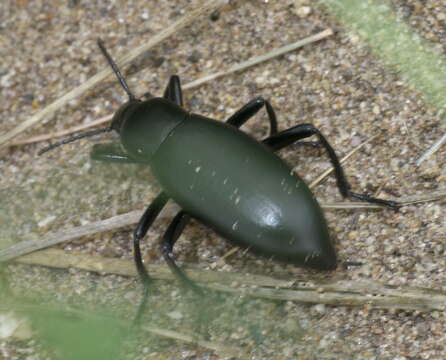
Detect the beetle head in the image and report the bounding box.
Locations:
[113,97,186,162]
[110,99,142,134]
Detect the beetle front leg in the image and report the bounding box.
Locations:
[160,211,202,294]
[90,143,146,164]
[133,192,170,323]
[226,96,278,136]
[263,124,400,208]
[163,75,184,107]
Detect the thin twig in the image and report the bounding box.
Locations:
[0,0,229,149]
[9,29,334,148]
[1,190,445,263]
[143,325,246,358]
[415,132,446,166]
[0,203,178,263]
[13,249,446,312]
[182,28,334,90]
[0,210,140,262]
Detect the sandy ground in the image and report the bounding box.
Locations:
[1,0,445,359]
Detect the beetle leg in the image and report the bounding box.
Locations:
[163,75,184,107]
[226,98,316,146]
[133,192,170,323]
[226,96,278,135]
[160,211,203,294]
[263,123,400,208]
[90,143,146,163]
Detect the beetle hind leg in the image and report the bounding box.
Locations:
[161,211,203,294]
[263,123,400,208]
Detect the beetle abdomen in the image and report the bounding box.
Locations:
[151,114,336,270]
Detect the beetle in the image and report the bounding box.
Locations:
[40,39,399,321]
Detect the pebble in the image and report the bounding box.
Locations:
[295,6,312,18]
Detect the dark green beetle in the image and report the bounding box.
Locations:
[40,40,399,321]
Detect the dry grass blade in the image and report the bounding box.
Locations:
[0,0,229,149]
[1,190,445,263]
[394,189,446,205]
[183,28,334,90]
[9,29,333,148]
[0,210,142,262]
[14,249,446,312]
[143,326,246,358]
[207,283,446,311]
[415,132,446,166]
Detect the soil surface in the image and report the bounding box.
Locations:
[1,1,445,359]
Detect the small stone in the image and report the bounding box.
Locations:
[348,231,358,241]
[0,313,32,340]
[372,104,381,115]
[295,6,312,18]
[284,318,301,332]
[437,13,446,21]
[311,304,326,315]
[166,311,183,320]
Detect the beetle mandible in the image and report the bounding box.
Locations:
[40,39,399,321]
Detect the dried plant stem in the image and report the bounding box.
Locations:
[415,132,446,166]
[13,249,446,312]
[0,0,229,149]
[182,28,334,90]
[1,190,445,263]
[142,325,246,358]
[10,29,333,148]
[0,210,143,263]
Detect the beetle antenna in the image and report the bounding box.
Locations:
[97,38,137,101]
[38,126,112,155]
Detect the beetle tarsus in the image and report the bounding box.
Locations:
[346,191,400,209]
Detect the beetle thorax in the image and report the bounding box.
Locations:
[114,97,187,162]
